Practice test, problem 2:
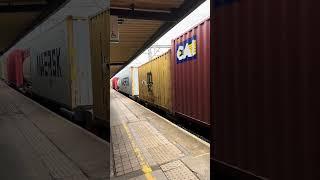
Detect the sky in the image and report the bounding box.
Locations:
[115,0,210,76]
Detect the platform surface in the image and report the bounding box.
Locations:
[110,89,210,180]
[0,81,109,180]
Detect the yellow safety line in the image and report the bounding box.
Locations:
[122,123,155,180]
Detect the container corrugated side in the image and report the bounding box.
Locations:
[213,0,320,179]
[130,67,139,96]
[0,56,3,79]
[29,16,92,110]
[138,50,172,111]
[30,18,71,107]
[72,17,93,107]
[7,50,24,87]
[112,77,119,90]
[117,67,131,95]
[22,48,32,85]
[117,67,139,96]
[3,56,8,81]
[89,10,110,126]
[171,18,210,126]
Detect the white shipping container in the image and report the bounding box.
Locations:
[131,67,139,96]
[29,16,93,110]
[23,49,32,85]
[117,67,139,96]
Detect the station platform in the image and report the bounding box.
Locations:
[110,89,210,180]
[0,81,109,180]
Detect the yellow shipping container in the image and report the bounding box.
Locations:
[89,10,110,128]
[138,50,172,111]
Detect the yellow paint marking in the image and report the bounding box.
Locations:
[142,165,152,173]
[122,123,155,180]
[145,173,155,180]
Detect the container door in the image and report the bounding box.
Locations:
[89,10,110,128]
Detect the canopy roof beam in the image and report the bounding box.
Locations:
[0,4,47,13]
[110,8,176,21]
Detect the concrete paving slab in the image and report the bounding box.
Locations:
[0,115,52,180]
[181,154,210,180]
[0,81,109,180]
[163,164,199,180]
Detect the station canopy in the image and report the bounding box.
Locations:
[110,0,205,77]
[0,0,68,54]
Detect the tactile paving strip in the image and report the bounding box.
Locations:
[161,160,199,180]
[129,121,184,165]
[129,121,170,145]
[0,92,21,115]
[139,135,168,149]
[148,144,184,165]
[160,160,184,171]
[111,125,141,176]
[129,121,170,148]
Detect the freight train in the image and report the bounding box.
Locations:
[0,9,111,141]
[112,18,210,127]
[0,16,95,123]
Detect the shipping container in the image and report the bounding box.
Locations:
[0,56,3,80]
[117,79,121,91]
[28,16,93,110]
[117,68,130,95]
[111,77,119,90]
[213,0,320,179]
[2,56,7,82]
[117,67,139,97]
[7,49,25,87]
[138,51,172,111]
[131,67,139,96]
[89,10,110,127]
[171,18,210,127]
[23,48,32,86]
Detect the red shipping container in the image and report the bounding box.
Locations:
[171,18,210,127]
[112,77,119,90]
[213,0,320,179]
[7,49,25,87]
